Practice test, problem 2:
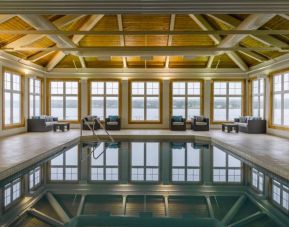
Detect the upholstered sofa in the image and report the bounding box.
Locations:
[170,116,186,131]
[191,116,209,131]
[82,115,101,130]
[27,116,58,132]
[105,116,121,130]
[234,116,266,134]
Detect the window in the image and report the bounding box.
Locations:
[3,70,23,128]
[251,168,264,193]
[49,80,80,121]
[50,146,78,181]
[251,78,265,118]
[171,81,203,120]
[4,178,21,208]
[272,180,289,212]
[213,146,242,183]
[130,81,161,122]
[131,142,159,181]
[212,81,243,122]
[90,142,119,181]
[89,81,119,120]
[29,78,42,118]
[271,73,289,127]
[171,143,201,182]
[29,166,41,191]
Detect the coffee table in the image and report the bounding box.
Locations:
[222,123,239,133]
[53,122,70,132]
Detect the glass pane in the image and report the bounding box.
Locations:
[187,82,200,95]
[132,97,144,120]
[273,94,282,125]
[91,97,104,120]
[214,97,226,121]
[253,80,259,95]
[187,97,200,119]
[274,75,282,92]
[228,97,241,121]
[35,79,41,94]
[284,73,289,91]
[172,97,185,117]
[146,82,159,95]
[4,72,11,90]
[106,82,119,95]
[51,82,63,94]
[51,96,64,120]
[5,92,11,125]
[131,143,144,166]
[187,145,200,167]
[65,82,78,94]
[29,94,34,118]
[65,146,78,165]
[51,154,64,165]
[146,143,159,166]
[260,95,264,118]
[228,155,241,167]
[29,78,34,94]
[13,75,20,91]
[172,147,185,166]
[213,147,226,167]
[173,82,185,95]
[91,143,104,166]
[229,82,242,95]
[106,97,118,117]
[132,82,144,95]
[13,93,21,124]
[284,93,289,126]
[214,82,227,95]
[91,82,104,95]
[65,96,78,120]
[35,95,41,116]
[259,79,264,95]
[146,97,159,120]
[252,96,259,117]
[106,147,118,166]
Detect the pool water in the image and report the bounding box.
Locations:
[1,140,288,227]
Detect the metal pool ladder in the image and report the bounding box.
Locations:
[81,117,114,142]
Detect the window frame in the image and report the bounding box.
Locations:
[272,179,289,214]
[2,68,25,130]
[128,79,163,124]
[28,77,44,118]
[88,79,121,121]
[47,79,81,123]
[170,79,204,122]
[251,168,264,193]
[29,166,42,192]
[249,77,265,119]
[2,178,22,210]
[269,70,289,131]
[211,79,245,124]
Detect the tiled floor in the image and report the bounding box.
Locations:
[0,129,289,181]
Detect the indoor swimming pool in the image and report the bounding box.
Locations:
[0,140,288,227]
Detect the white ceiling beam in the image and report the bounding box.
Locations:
[226,51,248,71]
[6,15,85,49]
[47,15,103,70]
[28,51,56,62]
[279,14,289,20]
[238,49,266,62]
[0,15,14,24]
[207,56,214,68]
[189,14,221,44]
[165,14,176,68]
[207,14,288,48]
[117,14,127,68]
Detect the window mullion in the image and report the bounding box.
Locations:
[104,82,107,119]
[185,82,188,120]
[144,83,147,121]
[226,83,229,121]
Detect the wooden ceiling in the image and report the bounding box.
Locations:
[0,14,289,71]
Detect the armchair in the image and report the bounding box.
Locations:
[105,116,121,130]
[170,116,186,131]
[82,115,100,130]
[191,116,209,131]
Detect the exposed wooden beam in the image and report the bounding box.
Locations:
[7,15,84,49]
[228,211,264,227]
[279,14,289,21]
[165,14,176,68]
[46,192,70,223]
[3,46,284,55]
[117,14,127,68]
[28,208,64,227]
[48,14,104,70]
[206,56,214,68]
[77,195,86,216]
[0,15,14,24]
[227,51,248,71]
[189,14,221,44]
[207,14,288,48]
[238,49,267,62]
[222,195,247,225]
[28,50,56,62]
